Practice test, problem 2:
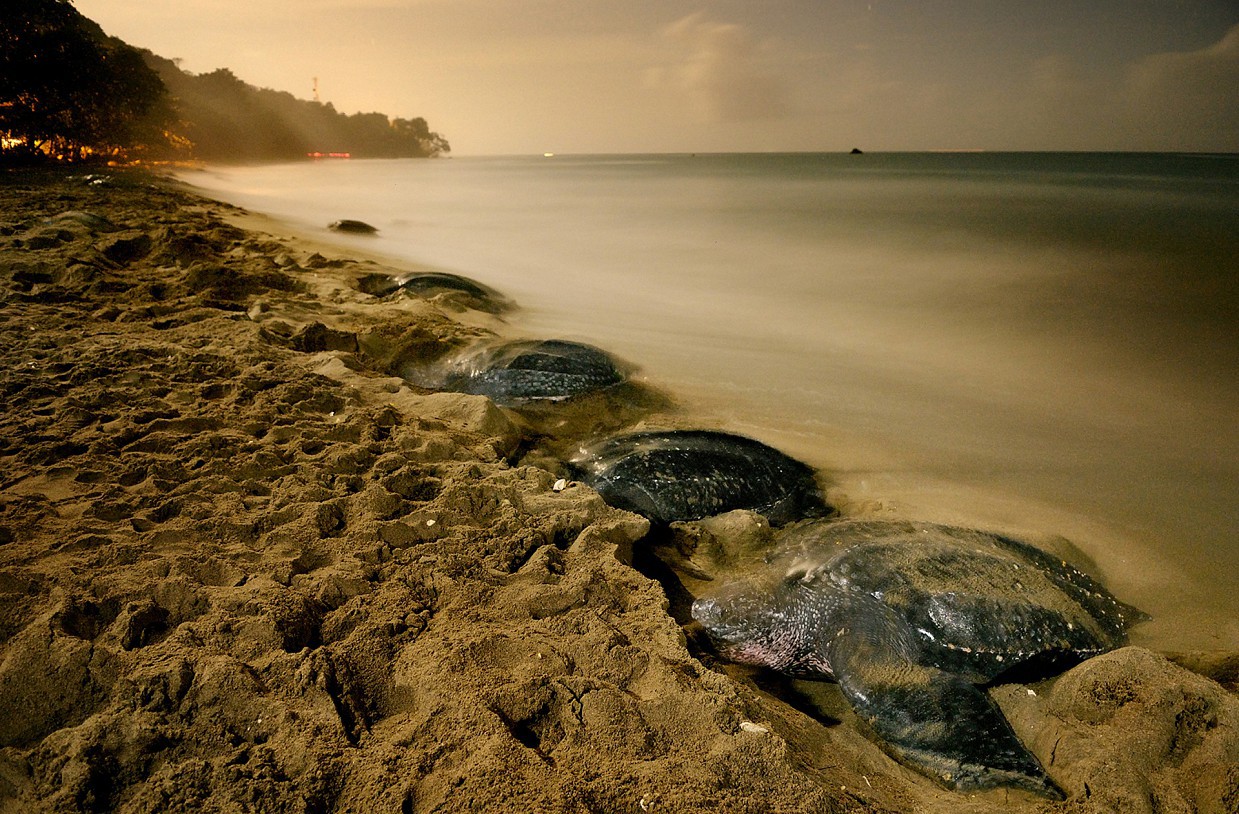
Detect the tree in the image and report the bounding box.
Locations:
[0,0,173,162]
[1,0,449,164]
[144,52,451,161]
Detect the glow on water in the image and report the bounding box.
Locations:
[184,152,1239,650]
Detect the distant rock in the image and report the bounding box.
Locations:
[849,147,863,155]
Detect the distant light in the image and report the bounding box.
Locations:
[306,151,352,159]
[543,152,555,158]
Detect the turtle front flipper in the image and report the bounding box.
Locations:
[827,618,1063,798]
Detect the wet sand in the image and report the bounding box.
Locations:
[0,168,1235,813]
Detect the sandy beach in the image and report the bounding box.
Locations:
[1,167,1235,813]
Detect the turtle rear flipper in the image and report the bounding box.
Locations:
[828,622,1063,799]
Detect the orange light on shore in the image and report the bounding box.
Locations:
[307,151,352,159]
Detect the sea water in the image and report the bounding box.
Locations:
[183,153,1239,651]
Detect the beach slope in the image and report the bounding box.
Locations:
[0,169,1233,813]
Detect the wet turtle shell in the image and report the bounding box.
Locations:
[440,339,626,406]
[328,219,378,234]
[41,210,120,233]
[692,519,1147,797]
[570,429,832,527]
[357,271,512,312]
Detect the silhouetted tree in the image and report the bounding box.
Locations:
[0,0,173,162]
[2,1,447,164]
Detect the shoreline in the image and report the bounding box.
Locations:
[178,156,1239,657]
[1,167,1234,812]
[177,159,1239,654]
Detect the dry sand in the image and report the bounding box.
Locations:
[0,167,1234,813]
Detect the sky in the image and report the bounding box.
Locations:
[73,0,1239,155]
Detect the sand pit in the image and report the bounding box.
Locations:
[0,168,1234,813]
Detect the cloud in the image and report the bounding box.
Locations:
[1120,23,1239,149]
[965,24,1239,151]
[651,12,791,123]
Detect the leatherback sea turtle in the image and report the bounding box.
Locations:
[42,211,120,233]
[357,271,512,313]
[441,339,627,406]
[569,430,833,527]
[691,519,1146,797]
[328,219,378,234]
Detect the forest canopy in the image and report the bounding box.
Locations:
[1,0,449,164]
[144,55,450,162]
[0,0,174,162]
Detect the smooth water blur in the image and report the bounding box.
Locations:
[184,153,1239,649]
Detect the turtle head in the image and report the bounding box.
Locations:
[692,567,838,677]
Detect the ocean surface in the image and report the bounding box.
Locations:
[183,152,1239,651]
